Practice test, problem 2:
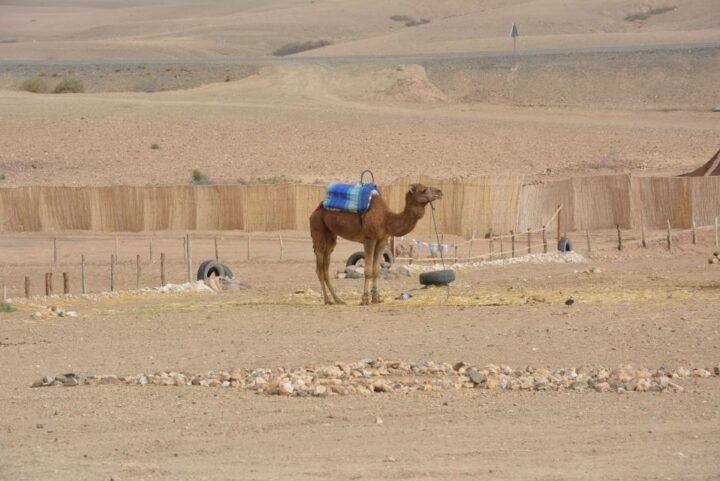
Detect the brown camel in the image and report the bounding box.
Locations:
[309,183,443,305]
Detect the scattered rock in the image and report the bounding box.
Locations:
[395,292,412,300]
[375,416,384,425]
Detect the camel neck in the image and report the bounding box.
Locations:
[385,196,426,237]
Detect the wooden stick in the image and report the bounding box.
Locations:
[454,244,458,264]
[214,236,219,261]
[81,254,86,294]
[279,235,284,260]
[160,253,166,286]
[183,236,187,261]
[390,236,396,259]
[53,237,58,265]
[616,224,623,251]
[527,228,532,254]
[488,229,494,260]
[468,227,476,258]
[186,234,192,283]
[114,236,119,260]
[45,272,52,296]
[542,226,547,253]
[666,220,672,251]
[25,276,30,298]
[641,221,647,248]
[716,216,719,248]
[556,204,562,242]
[691,218,697,245]
[136,254,141,289]
[62,272,69,295]
[510,230,516,258]
[2,284,6,301]
[247,235,251,261]
[149,239,154,263]
[110,254,116,291]
[500,235,505,258]
[586,229,592,254]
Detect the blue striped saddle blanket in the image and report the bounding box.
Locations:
[322,183,381,213]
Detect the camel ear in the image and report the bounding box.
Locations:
[409,184,419,193]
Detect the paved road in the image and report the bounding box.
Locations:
[1,41,719,66]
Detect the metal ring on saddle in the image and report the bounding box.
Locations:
[360,170,374,185]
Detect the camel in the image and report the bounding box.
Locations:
[310,183,443,305]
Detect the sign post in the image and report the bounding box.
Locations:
[510,22,519,57]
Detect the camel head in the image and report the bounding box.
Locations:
[408,184,443,204]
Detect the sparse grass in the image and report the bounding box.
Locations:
[0,302,16,313]
[20,77,48,93]
[390,15,431,27]
[191,169,212,185]
[625,5,676,21]
[273,39,332,56]
[0,174,6,180]
[53,78,84,94]
[0,39,18,44]
[150,143,160,150]
[237,175,296,185]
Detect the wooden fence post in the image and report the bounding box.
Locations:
[469,227,476,258]
[160,253,166,286]
[666,220,672,251]
[45,272,52,296]
[136,254,141,289]
[527,228,532,254]
[149,239,154,263]
[81,254,86,294]
[279,235,284,260]
[53,238,58,265]
[247,236,252,261]
[616,224,623,251]
[716,216,719,248]
[488,229,494,260]
[500,235,505,259]
[510,231,516,258]
[542,226,547,253]
[110,254,116,291]
[454,244,458,264]
[186,234,192,283]
[214,237,219,262]
[25,277,30,298]
[641,221,647,248]
[586,229,592,254]
[114,236,119,260]
[2,284,5,301]
[183,236,187,261]
[691,218,697,245]
[62,272,69,295]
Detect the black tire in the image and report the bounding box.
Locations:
[346,248,394,267]
[196,260,225,282]
[557,236,573,252]
[419,269,455,286]
[220,263,234,279]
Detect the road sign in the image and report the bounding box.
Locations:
[510,23,519,38]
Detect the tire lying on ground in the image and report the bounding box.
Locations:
[197,260,231,282]
[346,248,395,267]
[557,236,573,252]
[419,269,455,286]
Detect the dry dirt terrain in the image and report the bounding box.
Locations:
[1,235,720,481]
[2,0,720,479]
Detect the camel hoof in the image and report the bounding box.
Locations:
[360,294,370,306]
[333,299,346,305]
[371,295,383,304]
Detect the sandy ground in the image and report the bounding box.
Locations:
[1,235,720,480]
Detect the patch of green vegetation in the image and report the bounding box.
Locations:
[20,77,48,93]
[0,302,16,313]
[191,169,212,185]
[273,39,332,56]
[53,78,84,94]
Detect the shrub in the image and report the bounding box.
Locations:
[191,169,211,185]
[20,77,48,93]
[273,39,332,56]
[390,15,413,22]
[405,18,430,27]
[0,302,16,313]
[53,78,84,94]
[150,143,160,150]
[625,6,676,21]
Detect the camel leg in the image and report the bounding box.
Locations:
[371,238,387,304]
[322,235,345,305]
[313,245,333,304]
[361,239,376,306]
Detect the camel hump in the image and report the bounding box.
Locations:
[322,182,381,213]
